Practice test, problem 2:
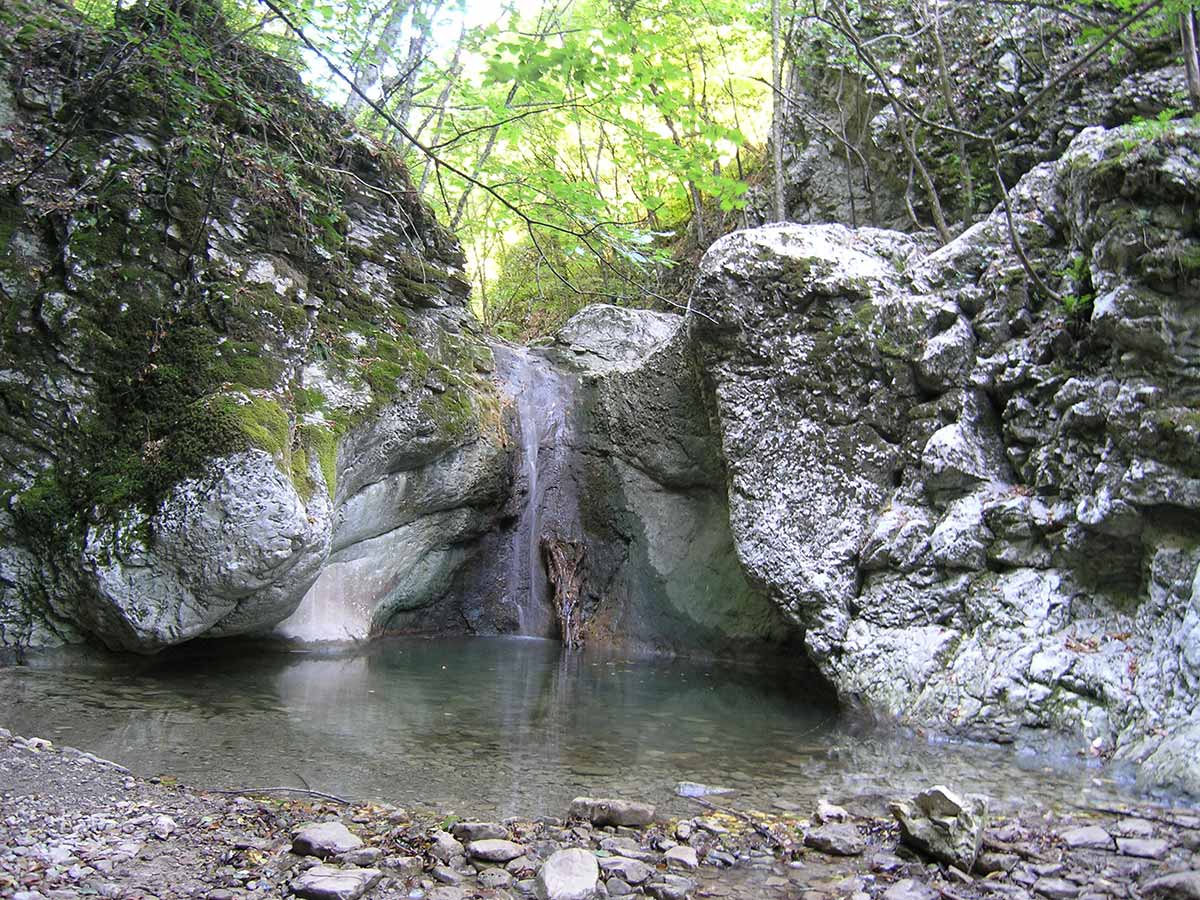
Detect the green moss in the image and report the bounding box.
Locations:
[209,393,289,456]
[299,421,338,497]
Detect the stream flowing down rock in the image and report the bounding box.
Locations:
[688,119,1200,794]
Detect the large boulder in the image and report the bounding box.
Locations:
[0,2,505,653]
[689,120,1200,793]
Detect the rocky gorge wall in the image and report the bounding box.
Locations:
[0,1,509,652]
[688,120,1200,794]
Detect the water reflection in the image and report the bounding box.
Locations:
[0,637,1135,817]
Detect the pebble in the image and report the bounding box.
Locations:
[1142,871,1200,899]
[1032,877,1079,900]
[432,865,462,885]
[1118,837,1171,859]
[537,848,600,900]
[664,845,699,870]
[882,879,938,900]
[598,855,653,884]
[466,838,525,862]
[451,821,508,842]
[1060,825,1113,850]
[292,822,364,859]
[478,867,513,888]
[804,824,865,857]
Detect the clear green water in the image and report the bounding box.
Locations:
[0,637,1134,818]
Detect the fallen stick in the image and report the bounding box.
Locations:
[209,786,352,805]
[685,795,786,848]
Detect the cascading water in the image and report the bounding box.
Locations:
[492,344,581,639]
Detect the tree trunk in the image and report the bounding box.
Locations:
[770,0,787,222]
[1182,9,1200,113]
[344,0,412,120]
[542,536,585,650]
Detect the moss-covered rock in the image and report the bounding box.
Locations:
[0,0,505,653]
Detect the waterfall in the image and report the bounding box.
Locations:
[493,345,580,639]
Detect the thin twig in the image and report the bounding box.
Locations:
[685,795,786,848]
[208,786,352,804]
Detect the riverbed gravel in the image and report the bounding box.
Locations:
[2,727,1198,900]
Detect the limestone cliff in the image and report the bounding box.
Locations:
[690,120,1200,793]
[0,1,505,652]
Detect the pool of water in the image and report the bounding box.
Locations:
[0,636,1137,819]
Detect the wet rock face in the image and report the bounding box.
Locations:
[549,304,808,659]
[690,121,1200,793]
[0,2,504,653]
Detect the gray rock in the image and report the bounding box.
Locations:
[536,848,600,900]
[1033,878,1079,900]
[598,856,653,884]
[1060,825,1113,851]
[337,847,383,866]
[890,786,988,871]
[432,866,463,885]
[1117,837,1170,859]
[569,797,655,828]
[468,838,526,863]
[645,874,694,900]
[663,845,699,870]
[598,837,652,861]
[479,867,514,889]
[290,865,382,900]
[452,821,508,842]
[430,831,465,862]
[804,823,865,857]
[150,814,176,840]
[606,877,633,897]
[815,799,850,823]
[1143,871,1200,900]
[883,880,939,900]
[292,822,364,859]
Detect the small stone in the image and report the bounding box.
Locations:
[883,880,938,900]
[1143,871,1200,899]
[431,831,465,862]
[606,877,633,897]
[14,893,49,900]
[292,823,364,859]
[507,856,536,874]
[663,846,698,870]
[804,824,865,857]
[290,865,382,900]
[675,822,692,841]
[1060,825,1114,851]
[1118,837,1170,859]
[1033,878,1079,900]
[570,797,655,828]
[598,837,653,861]
[151,814,176,840]
[1117,819,1157,838]
[646,874,693,900]
[479,868,514,889]
[337,847,383,866]
[816,799,850,823]
[206,892,236,900]
[383,855,423,876]
[468,838,525,863]
[452,821,509,842]
[433,866,462,885]
[428,888,468,900]
[536,848,600,900]
[598,856,653,884]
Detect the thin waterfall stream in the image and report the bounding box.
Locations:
[493,343,582,641]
